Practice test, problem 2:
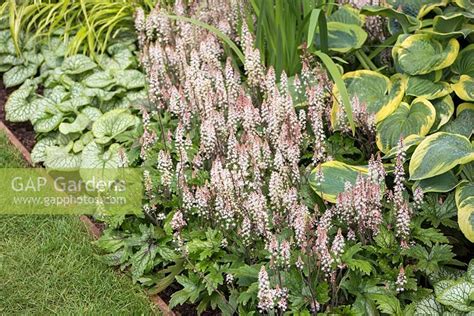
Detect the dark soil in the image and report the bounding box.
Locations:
[160,284,221,316]
[0,79,36,151]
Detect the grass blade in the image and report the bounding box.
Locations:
[314,50,355,134]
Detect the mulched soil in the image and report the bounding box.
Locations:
[0,79,36,151]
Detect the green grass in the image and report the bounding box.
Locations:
[0,131,158,315]
[0,132,27,167]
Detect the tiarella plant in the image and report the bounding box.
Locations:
[2,0,472,315]
[93,0,473,315]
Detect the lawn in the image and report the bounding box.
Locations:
[0,131,157,315]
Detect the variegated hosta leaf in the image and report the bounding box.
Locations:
[3,63,40,88]
[406,76,452,99]
[456,182,474,243]
[44,143,81,170]
[414,171,465,193]
[57,97,90,113]
[414,295,444,315]
[430,95,455,132]
[309,161,368,203]
[393,0,449,18]
[315,21,367,53]
[436,280,474,311]
[454,0,474,10]
[84,71,116,88]
[360,6,421,33]
[114,70,146,90]
[92,109,137,144]
[393,34,459,75]
[409,132,474,180]
[452,75,474,101]
[61,54,97,75]
[331,71,406,126]
[73,140,85,153]
[440,103,474,138]
[59,113,91,134]
[4,83,36,122]
[376,98,436,153]
[382,134,424,159]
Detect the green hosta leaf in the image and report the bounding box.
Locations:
[309,160,368,203]
[393,34,459,75]
[452,44,474,77]
[3,63,39,88]
[415,171,461,193]
[361,6,421,33]
[409,132,474,180]
[406,76,452,100]
[80,142,121,169]
[440,103,474,138]
[436,280,474,312]
[84,71,115,88]
[430,95,455,132]
[61,54,97,75]
[82,107,102,122]
[390,0,449,18]
[455,182,474,242]
[315,21,367,53]
[92,109,137,144]
[415,295,443,315]
[332,71,405,125]
[59,113,90,134]
[114,70,146,89]
[452,75,474,101]
[376,98,436,153]
[328,5,364,26]
[44,144,81,170]
[4,83,36,122]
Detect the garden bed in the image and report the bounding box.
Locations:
[0,80,35,152]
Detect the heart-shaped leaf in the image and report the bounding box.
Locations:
[452,44,474,77]
[59,113,91,134]
[4,83,36,122]
[62,54,97,75]
[309,160,368,203]
[393,34,459,75]
[406,76,452,100]
[331,71,406,125]
[92,109,137,143]
[456,182,474,243]
[430,95,455,132]
[376,98,436,153]
[452,75,474,101]
[409,132,474,180]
